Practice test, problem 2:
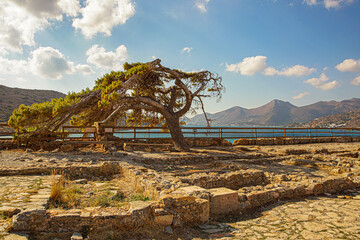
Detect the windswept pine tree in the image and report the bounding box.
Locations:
[8,59,223,151]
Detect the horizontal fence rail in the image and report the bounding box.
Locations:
[0,124,360,142]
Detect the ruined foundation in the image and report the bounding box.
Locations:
[0,141,360,239]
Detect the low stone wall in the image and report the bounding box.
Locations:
[237,176,360,212]
[123,138,232,148]
[177,175,360,219]
[159,193,209,227]
[180,170,268,190]
[0,162,121,179]
[12,193,210,239]
[12,201,154,239]
[233,137,360,146]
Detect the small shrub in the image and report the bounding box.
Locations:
[92,195,112,207]
[128,194,150,202]
[64,186,82,207]
[50,182,64,204]
[111,192,125,201]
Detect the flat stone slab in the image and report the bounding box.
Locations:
[208,187,238,217]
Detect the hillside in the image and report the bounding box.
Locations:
[288,109,360,128]
[0,85,65,122]
[186,98,360,126]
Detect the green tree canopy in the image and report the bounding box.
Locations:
[8,59,223,150]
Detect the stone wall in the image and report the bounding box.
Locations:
[177,176,360,219]
[180,169,268,190]
[0,162,121,180]
[12,201,154,239]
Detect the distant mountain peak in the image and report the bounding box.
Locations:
[187,98,360,127]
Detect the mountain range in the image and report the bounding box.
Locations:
[186,98,360,126]
[288,109,360,128]
[0,85,65,123]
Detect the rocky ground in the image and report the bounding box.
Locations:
[0,142,359,239]
[193,190,360,240]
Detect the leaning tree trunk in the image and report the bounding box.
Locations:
[166,116,190,151]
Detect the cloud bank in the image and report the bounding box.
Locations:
[303,0,354,9]
[0,0,136,53]
[0,46,93,80]
[226,56,316,77]
[304,73,339,90]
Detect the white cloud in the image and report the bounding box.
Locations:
[304,0,318,6]
[227,56,316,77]
[335,59,360,72]
[11,0,80,19]
[303,0,354,9]
[304,73,339,90]
[0,1,135,52]
[0,56,28,75]
[226,56,268,76]
[305,73,329,86]
[195,0,210,13]
[318,80,339,90]
[351,76,360,86]
[58,0,81,17]
[0,1,47,53]
[0,47,93,80]
[72,0,135,39]
[75,64,95,75]
[293,92,310,100]
[324,0,353,9]
[264,65,316,76]
[0,0,81,53]
[279,65,316,76]
[30,47,76,79]
[181,47,192,54]
[86,44,128,70]
[263,67,278,76]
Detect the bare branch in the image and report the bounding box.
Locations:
[197,96,212,127]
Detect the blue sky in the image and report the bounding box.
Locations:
[0,0,359,114]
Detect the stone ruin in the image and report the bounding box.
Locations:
[0,140,360,239]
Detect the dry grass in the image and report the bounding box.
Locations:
[49,174,82,208]
[49,177,150,209]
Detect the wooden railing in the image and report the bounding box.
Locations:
[1,124,359,141]
[0,123,15,140]
[105,126,360,140]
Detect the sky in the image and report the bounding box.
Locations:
[0,0,360,115]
